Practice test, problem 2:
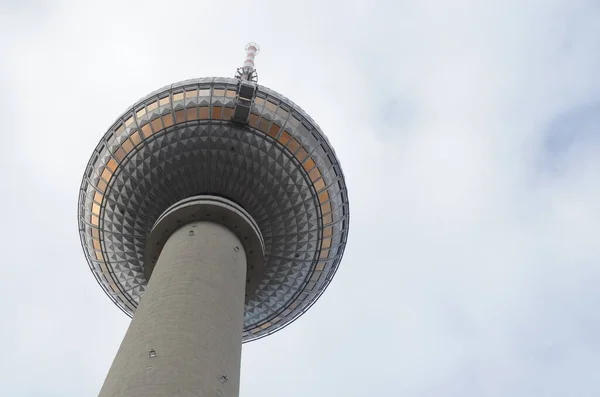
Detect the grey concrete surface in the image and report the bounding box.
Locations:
[98,221,247,397]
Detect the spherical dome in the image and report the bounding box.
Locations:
[78,77,349,342]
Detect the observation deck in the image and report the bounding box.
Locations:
[78,76,350,342]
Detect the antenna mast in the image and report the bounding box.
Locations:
[235,42,260,82]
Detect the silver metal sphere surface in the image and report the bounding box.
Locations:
[78,77,349,342]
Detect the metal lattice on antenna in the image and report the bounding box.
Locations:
[235,42,260,82]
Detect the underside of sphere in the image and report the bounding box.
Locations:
[78,77,349,342]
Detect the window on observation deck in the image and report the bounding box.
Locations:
[129,131,142,146]
[146,101,158,112]
[265,99,277,113]
[254,97,265,108]
[296,148,308,162]
[106,158,118,172]
[314,178,325,192]
[185,89,198,99]
[135,107,146,119]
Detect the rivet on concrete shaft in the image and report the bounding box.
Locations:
[189,230,195,236]
[234,246,239,252]
[148,349,156,358]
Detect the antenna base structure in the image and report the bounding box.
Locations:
[235,42,260,82]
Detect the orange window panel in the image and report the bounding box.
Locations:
[97,179,107,193]
[319,250,330,259]
[296,148,308,163]
[93,192,103,204]
[159,96,170,106]
[121,139,134,154]
[129,131,142,146]
[173,92,184,101]
[268,124,281,138]
[314,178,325,192]
[91,214,99,226]
[185,108,198,121]
[212,107,222,119]
[124,116,135,127]
[93,239,101,250]
[199,107,209,119]
[316,262,326,271]
[106,158,118,172]
[185,90,198,99]
[265,101,277,112]
[91,202,100,215]
[114,124,124,136]
[114,147,126,162]
[135,108,146,119]
[322,238,332,249]
[287,138,300,153]
[318,190,329,203]
[321,201,332,214]
[141,124,153,138]
[278,131,292,145]
[146,101,158,112]
[163,114,174,128]
[303,157,316,172]
[175,109,186,124]
[323,213,333,225]
[323,226,333,237]
[258,118,270,133]
[249,113,260,128]
[222,107,234,120]
[151,118,164,132]
[309,167,321,182]
[92,228,99,239]
[95,251,104,260]
[101,168,112,181]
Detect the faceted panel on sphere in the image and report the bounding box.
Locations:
[77,77,350,342]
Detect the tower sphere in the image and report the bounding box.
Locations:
[78,76,350,342]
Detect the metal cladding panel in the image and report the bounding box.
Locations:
[78,77,350,342]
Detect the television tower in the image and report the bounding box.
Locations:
[78,44,350,397]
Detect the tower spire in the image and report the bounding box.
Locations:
[236,42,260,82]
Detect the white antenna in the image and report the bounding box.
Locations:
[235,42,260,82]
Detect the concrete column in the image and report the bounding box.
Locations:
[98,221,247,397]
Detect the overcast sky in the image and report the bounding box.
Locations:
[2,0,600,396]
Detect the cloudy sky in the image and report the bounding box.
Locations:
[2,0,600,395]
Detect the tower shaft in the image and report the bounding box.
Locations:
[98,221,247,397]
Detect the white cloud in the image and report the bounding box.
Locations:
[2,0,600,396]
